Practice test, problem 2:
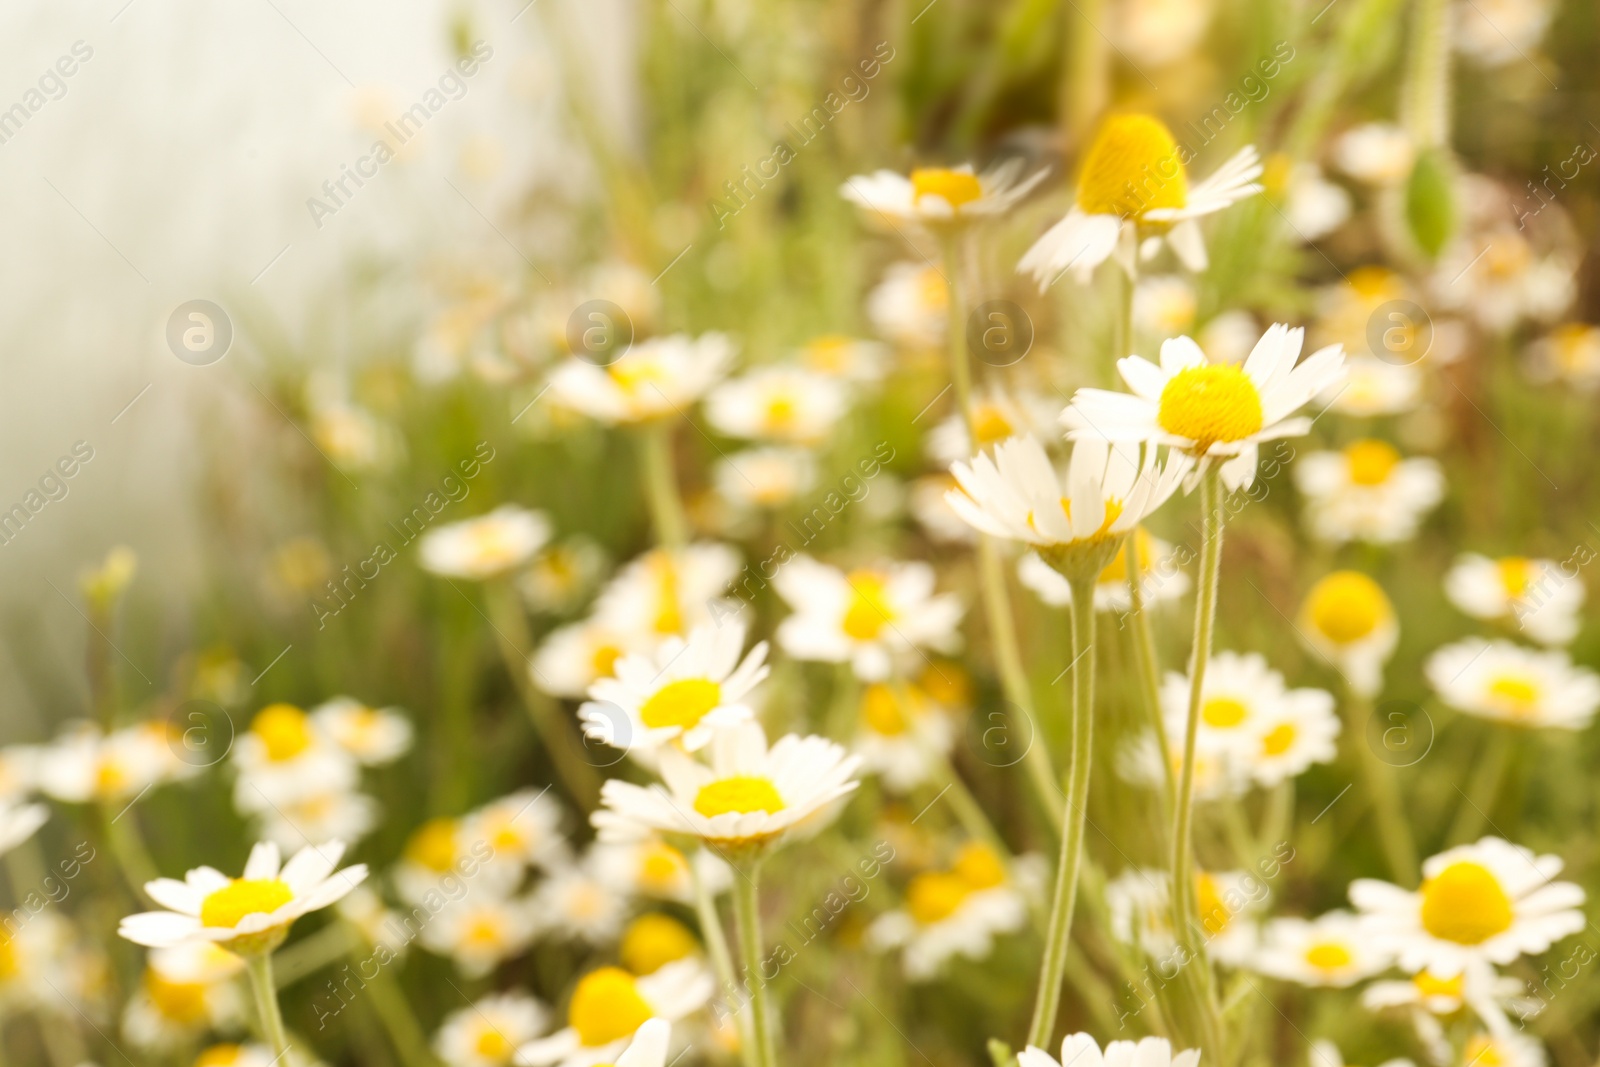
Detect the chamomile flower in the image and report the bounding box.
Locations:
[581,621,768,755]
[925,387,1062,467]
[435,992,549,1067]
[851,681,956,792]
[841,161,1047,227]
[1455,0,1553,66]
[1350,837,1586,976]
[193,1043,279,1067]
[1132,275,1198,339]
[311,697,412,765]
[1017,1030,1200,1067]
[531,616,652,700]
[518,538,608,614]
[122,942,245,1050]
[714,448,817,511]
[773,556,963,681]
[704,366,848,445]
[946,435,1189,579]
[1443,555,1585,646]
[867,843,1029,979]
[587,840,732,905]
[549,333,734,425]
[393,816,520,906]
[37,721,195,804]
[1319,356,1424,417]
[531,853,630,945]
[1106,867,1266,965]
[594,543,743,640]
[1334,123,1415,186]
[1109,0,1213,65]
[1017,527,1190,613]
[1298,571,1399,697]
[868,262,948,349]
[1117,730,1248,800]
[256,787,377,850]
[463,789,572,875]
[1160,652,1339,781]
[1525,323,1600,389]
[119,840,368,956]
[1253,912,1391,987]
[796,334,888,383]
[1425,639,1600,729]
[619,913,702,976]
[420,892,539,977]
[1281,161,1352,241]
[419,506,553,580]
[1019,114,1263,286]
[517,965,705,1067]
[592,722,861,856]
[231,704,358,810]
[1248,692,1343,787]
[1434,221,1575,333]
[1062,326,1345,490]
[1361,964,1534,1040]
[1294,439,1445,544]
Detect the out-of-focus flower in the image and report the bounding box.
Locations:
[1294,439,1445,544]
[705,366,848,445]
[1318,357,1424,417]
[231,704,359,811]
[773,556,962,681]
[257,788,377,851]
[868,262,947,349]
[593,722,860,856]
[418,506,552,580]
[1019,1034,1201,1067]
[588,840,731,905]
[419,891,539,977]
[1252,911,1391,987]
[1525,323,1600,389]
[581,621,768,755]
[925,388,1062,467]
[38,722,197,804]
[1434,216,1575,333]
[518,537,608,613]
[1308,1040,1415,1067]
[714,447,817,511]
[868,843,1029,979]
[1063,327,1345,491]
[796,334,888,383]
[119,840,367,955]
[462,789,571,878]
[1108,0,1213,65]
[1017,527,1190,614]
[1197,310,1260,364]
[1443,554,1585,646]
[1334,123,1414,186]
[434,991,548,1067]
[549,333,734,424]
[309,401,398,472]
[1107,866,1266,964]
[0,800,46,856]
[1132,275,1198,339]
[593,543,743,641]
[311,697,412,765]
[1298,571,1398,697]
[1280,161,1352,241]
[517,967,703,1067]
[619,913,702,976]
[1350,837,1584,977]
[851,681,955,792]
[122,942,245,1050]
[1425,638,1600,729]
[531,853,629,945]
[841,161,1047,227]
[1455,0,1553,66]
[909,473,975,543]
[531,616,652,700]
[192,1042,280,1067]
[1020,114,1263,285]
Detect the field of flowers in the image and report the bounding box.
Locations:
[4,1,1600,1067]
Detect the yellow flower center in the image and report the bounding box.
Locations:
[639,678,723,731]
[1201,696,1250,729]
[196,1045,248,1067]
[910,168,983,210]
[1156,365,1264,451]
[1098,528,1157,586]
[252,703,313,762]
[1419,861,1514,945]
[694,776,785,818]
[145,969,210,1023]
[907,871,974,925]
[803,335,854,374]
[1345,439,1401,486]
[919,660,971,707]
[649,554,684,635]
[464,522,523,569]
[1050,497,1126,542]
[842,571,894,640]
[1486,673,1541,716]
[971,404,1014,446]
[1496,557,1533,598]
[952,843,1006,889]
[609,358,669,395]
[474,1027,515,1062]
[95,759,129,797]
[1412,969,1465,999]
[1465,1037,1505,1067]
[1261,722,1297,756]
[1349,265,1402,304]
[1195,872,1232,936]
[764,395,798,429]
[199,878,294,930]
[463,912,508,948]
[620,913,700,975]
[405,818,459,872]
[637,841,689,892]
[1305,571,1391,644]
[1303,941,1353,972]
[0,931,16,982]
[1552,324,1598,371]
[1484,236,1532,280]
[1076,114,1188,219]
[569,967,653,1048]
[591,643,624,678]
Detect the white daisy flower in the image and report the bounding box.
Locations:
[119,840,368,956]
[37,721,196,804]
[1247,690,1343,788]
[909,473,978,544]
[1361,961,1527,1019]
[122,942,245,1050]
[1252,911,1391,987]
[1282,161,1352,241]
[1019,114,1263,286]
[531,615,653,700]
[1294,439,1445,544]
[867,262,947,349]
[594,543,743,641]
[518,538,608,615]
[618,913,703,976]
[464,789,572,876]
[418,506,552,581]
[1335,123,1415,186]
[1109,0,1213,66]
[867,843,1029,979]
[435,992,549,1067]
[1017,1030,1200,1067]
[1062,326,1345,491]
[1198,310,1261,364]
[1309,1040,1415,1067]
[1350,837,1585,977]
[192,1043,280,1067]
[714,447,817,511]
[1298,571,1399,697]
[231,704,359,811]
[1525,323,1600,390]
[517,966,704,1067]
[592,722,861,855]
[392,816,522,908]
[581,621,769,755]
[531,853,630,945]
[841,161,1047,227]
[1117,730,1249,801]
[1319,355,1424,417]
[1017,527,1191,614]
[925,387,1063,467]
[548,333,733,425]
[796,334,888,383]
[1443,554,1585,646]
[0,800,47,856]
[704,366,848,446]
[311,697,413,766]
[1132,275,1198,339]
[1106,866,1266,966]
[587,840,732,905]
[419,892,539,978]
[851,681,956,793]
[1425,638,1600,730]
[256,787,377,851]
[1434,225,1575,334]
[773,556,963,681]
[1455,0,1553,66]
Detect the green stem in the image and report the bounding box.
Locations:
[100,801,159,906]
[1126,535,1176,813]
[732,866,778,1067]
[1402,0,1451,149]
[641,421,689,550]
[1448,729,1513,845]
[692,857,751,1051]
[1345,688,1418,882]
[363,952,443,1067]
[247,953,292,1062]
[1026,574,1097,1048]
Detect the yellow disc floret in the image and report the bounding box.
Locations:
[1195,872,1232,937]
[1156,364,1264,452]
[405,818,459,872]
[842,571,894,640]
[200,878,293,930]
[620,913,700,975]
[1496,557,1533,599]
[145,969,210,1023]
[568,967,653,1048]
[1076,115,1188,219]
[861,683,910,736]
[911,168,983,211]
[1303,942,1353,972]
[907,871,973,925]
[1261,722,1297,756]
[1345,439,1401,486]
[952,843,1006,889]
[1304,571,1391,644]
[1486,674,1541,718]
[639,678,723,731]
[1201,696,1250,729]
[252,704,312,762]
[1419,861,1514,945]
[694,776,785,818]
[474,1027,515,1061]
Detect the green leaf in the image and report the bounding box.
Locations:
[1406,148,1459,260]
